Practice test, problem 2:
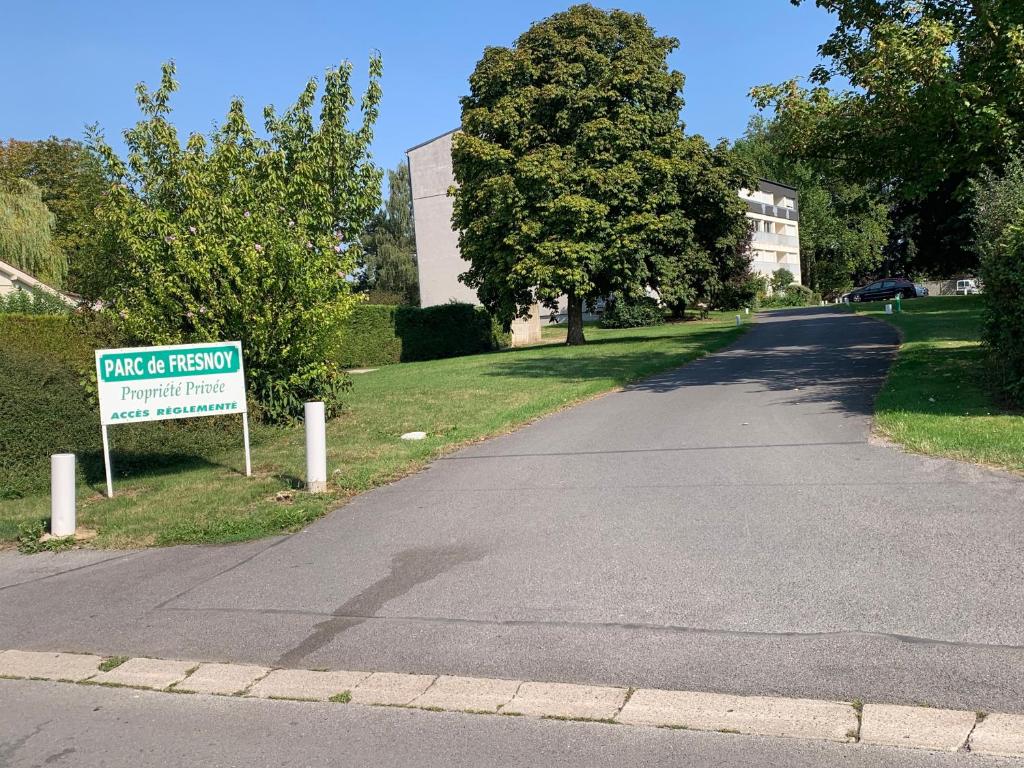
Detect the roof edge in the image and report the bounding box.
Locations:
[406,127,461,154]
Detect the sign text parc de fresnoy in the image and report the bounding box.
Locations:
[95,341,247,425]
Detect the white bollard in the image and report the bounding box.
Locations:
[735,315,742,326]
[304,401,327,493]
[885,303,893,314]
[745,307,750,315]
[50,453,76,537]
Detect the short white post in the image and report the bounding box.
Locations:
[304,401,327,493]
[885,303,893,314]
[50,453,76,537]
[735,315,742,326]
[744,307,750,315]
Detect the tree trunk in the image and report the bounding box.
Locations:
[566,293,586,346]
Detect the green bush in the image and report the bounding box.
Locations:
[335,303,510,368]
[760,283,820,308]
[980,226,1024,403]
[0,288,73,315]
[91,60,383,424]
[714,273,764,311]
[0,315,245,499]
[974,159,1024,404]
[599,295,665,328]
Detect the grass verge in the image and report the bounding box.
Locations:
[854,295,1024,473]
[1,312,747,549]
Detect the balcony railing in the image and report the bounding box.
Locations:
[752,231,799,248]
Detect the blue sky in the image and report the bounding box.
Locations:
[1,1,837,176]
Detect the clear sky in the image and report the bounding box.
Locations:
[1,1,837,175]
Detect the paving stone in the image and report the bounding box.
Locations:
[617,689,857,742]
[860,704,976,751]
[173,663,271,695]
[91,657,195,690]
[0,650,102,682]
[411,675,521,713]
[500,681,627,720]
[350,672,436,706]
[968,713,1024,758]
[247,669,370,701]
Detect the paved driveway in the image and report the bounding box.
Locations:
[3,308,1023,712]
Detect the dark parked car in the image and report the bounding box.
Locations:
[844,278,918,303]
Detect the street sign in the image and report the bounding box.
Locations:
[94,341,251,496]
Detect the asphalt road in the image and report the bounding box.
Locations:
[2,307,1023,714]
[2,680,1019,768]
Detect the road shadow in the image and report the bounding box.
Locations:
[486,308,899,418]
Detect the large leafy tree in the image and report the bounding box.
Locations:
[91,59,383,422]
[733,116,889,297]
[452,4,750,345]
[753,0,1024,275]
[0,138,107,295]
[0,179,66,287]
[360,162,418,304]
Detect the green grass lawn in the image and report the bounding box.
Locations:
[1,312,747,549]
[855,295,1024,473]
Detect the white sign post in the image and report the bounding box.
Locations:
[94,341,250,497]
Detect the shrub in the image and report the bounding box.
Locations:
[765,283,820,307]
[90,59,383,424]
[981,227,1024,402]
[0,315,245,498]
[770,268,795,294]
[0,287,72,315]
[334,303,510,368]
[599,294,665,328]
[714,273,764,310]
[974,160,1024,404]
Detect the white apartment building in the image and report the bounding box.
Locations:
[407,130,801,334]
[740,180,802,285]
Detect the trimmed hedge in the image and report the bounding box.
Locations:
[0,315,244,499]
[335,303,510,368]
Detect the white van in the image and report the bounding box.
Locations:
[955,279,980,295]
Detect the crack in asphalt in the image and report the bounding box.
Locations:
[441,441,868,460]
[161,605,1024,653]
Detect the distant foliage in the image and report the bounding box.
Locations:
[770,268,795,294]
[732,116,889,298]
[599,295,665,328]
[0,288,72,315]
[760,283,820,308]
[0,138,107,297]
[90,59,383,423]
[0,179,66,287]
[360,162,418,305]
[973,159,1024,403]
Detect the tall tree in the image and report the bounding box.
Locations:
[0,138,106,295]
[0,179,66,287]
[360,162,418,304]
[91,59,383,422]
[732,116,890,297]
[752,0,1024,275]
[452,4,750,345]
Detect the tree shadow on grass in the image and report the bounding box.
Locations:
[76,449,236,494]
[482,326,743,387]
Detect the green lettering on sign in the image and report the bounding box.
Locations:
[98,345,239,382]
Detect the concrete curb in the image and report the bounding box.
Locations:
[1,649,1020,757]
